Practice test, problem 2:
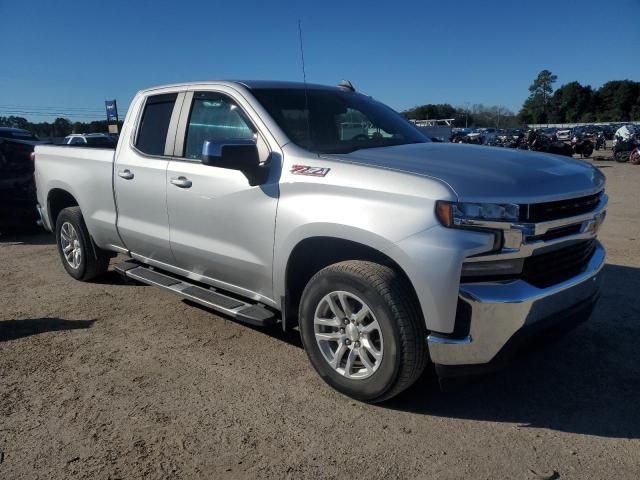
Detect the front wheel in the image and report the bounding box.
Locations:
[55,207,110,281]
[299,261,428,403]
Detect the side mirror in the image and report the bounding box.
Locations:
[202,139,260,172]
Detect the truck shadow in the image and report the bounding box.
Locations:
[0,230,55,245]
[0,318,96,342]
[386,263,640,439]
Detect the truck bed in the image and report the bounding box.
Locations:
[34,145,122,249]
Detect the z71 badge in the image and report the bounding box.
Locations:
[290,165,331,177]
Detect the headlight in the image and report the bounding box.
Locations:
[436,201,520,227]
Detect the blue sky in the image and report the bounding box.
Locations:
[1,0,639,122]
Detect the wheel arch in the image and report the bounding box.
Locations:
[281,235,423,331]
[47,188,80,230]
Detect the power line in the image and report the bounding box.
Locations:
[0,109,127,118]
[0,105,106,112]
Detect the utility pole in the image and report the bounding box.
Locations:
[464,102,470,128]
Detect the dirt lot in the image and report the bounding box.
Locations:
[1,153,639,479]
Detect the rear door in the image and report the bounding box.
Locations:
[165,88,280,301]
[114,91,185,265]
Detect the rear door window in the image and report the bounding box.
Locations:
[135,93,178,156]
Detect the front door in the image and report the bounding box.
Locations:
[115,91,184,265]
[166,90,279,302]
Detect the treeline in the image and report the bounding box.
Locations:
[518,71,640,124]
[403,103,520,128]
[404,71,640,127]
[0,116,122,138]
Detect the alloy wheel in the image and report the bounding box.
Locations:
[60,221,82,269]
[313,291,384,379]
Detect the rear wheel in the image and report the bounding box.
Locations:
[55,207,110,281]
[630,149,640,165]
[299,261,428,403]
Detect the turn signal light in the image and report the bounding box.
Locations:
[435,201,453,227]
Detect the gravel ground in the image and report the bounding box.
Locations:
[1,152,639,479]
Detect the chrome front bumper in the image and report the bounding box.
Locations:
[427,241,605,366]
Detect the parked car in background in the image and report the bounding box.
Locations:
[601,125,614,140]
[449,128,472,143]
[0,127,49,231]
[465,130,483,144]
[478,127,498,145]
[464,128,497,145]
[582,126,599,139]
[537,127,557,139]
[556,128,572,141]
[63,133,118,148]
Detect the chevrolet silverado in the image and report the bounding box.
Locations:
[34,81,607,402]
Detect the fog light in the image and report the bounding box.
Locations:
[461,258,524,277]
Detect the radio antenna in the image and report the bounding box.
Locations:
[298,19,313,152]
[298,19,308,86]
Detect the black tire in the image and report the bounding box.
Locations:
[55,206,110,281]
[298,260,428,403]
[615,151,630,163]
[582,143,593,157]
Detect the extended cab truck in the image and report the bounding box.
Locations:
[34,81,607,402]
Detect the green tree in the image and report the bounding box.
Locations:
[594,80,640,121]
[519,69,557,123]
[403,103,458,121]
[0,116,30,129]
[51,118,72,137]
[549,81,593,123]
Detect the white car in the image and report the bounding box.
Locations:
[556,129,572,141]
[468,128,497,145]
[63,133,117,147]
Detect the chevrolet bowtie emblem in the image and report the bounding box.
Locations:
[585,212,606,234]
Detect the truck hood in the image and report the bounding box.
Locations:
[324,143,605,203]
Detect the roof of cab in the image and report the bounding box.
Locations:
[138,80,343,95]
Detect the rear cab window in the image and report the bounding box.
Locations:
[135,93,178,156]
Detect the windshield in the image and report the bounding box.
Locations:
[251,88,429,154]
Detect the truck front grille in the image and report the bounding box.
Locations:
[522,192,602,222]
[522,240,597,288]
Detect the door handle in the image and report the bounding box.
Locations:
[170,176,192,188]
[118,169,134,180]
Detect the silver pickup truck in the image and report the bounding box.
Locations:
[34,81,607,402]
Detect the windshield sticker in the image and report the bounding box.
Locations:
[290,165,331,177]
